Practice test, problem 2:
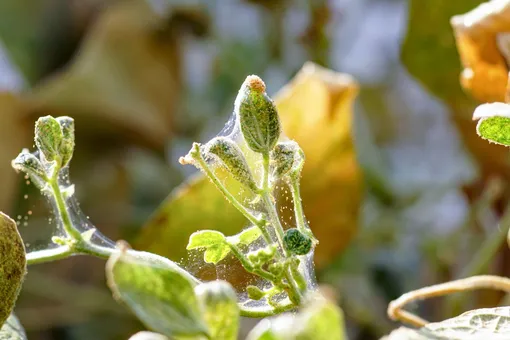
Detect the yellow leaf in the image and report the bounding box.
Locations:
[451,0,510,103]
[135,63,362,271]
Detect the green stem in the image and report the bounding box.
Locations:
[260,153,304,305]
[26,246,74,265]
[27,168,118,265]
[50,178,82,241]
[227,242,277,282]
[192,145,273,244]
[289,177,317,242]
[289,178,307,234]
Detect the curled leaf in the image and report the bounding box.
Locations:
[0,213,26,327]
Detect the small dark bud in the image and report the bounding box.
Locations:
[283,228,312,256]
[205,137,258,192]
[235,75,281,154]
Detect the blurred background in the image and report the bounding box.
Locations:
[1,0,509,339]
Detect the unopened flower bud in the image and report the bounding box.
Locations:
[246,285,265,300]
[235,75,281,154]
[11,150,46,181]
[56,117,75,167]
[271,141,300,178]
[35,116,63,164]
[205,137,258,192]
[283,228,312,256]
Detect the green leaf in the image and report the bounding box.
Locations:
[474,103,510,146]
[0,314,27,340]
[421,307,510,339]
[106,246,208,338]
[187,230,226,250]
[204,243,231,264]
[228,226,262,246]
[0,213,26,327]
[247,296,347,340]
[34,115,63,163]
[195,281,239,340]
[382,307,510,339]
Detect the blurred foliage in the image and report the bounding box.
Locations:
[1,0,510,339]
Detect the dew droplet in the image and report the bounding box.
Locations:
[23,194,28,199]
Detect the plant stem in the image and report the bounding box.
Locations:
[260,153,304,305]
[289,177,306,234]
[192,145,273,244]
[26,246,74,265]
[227,242,277,283]
[26,169,117,265]
[50,177,82,241]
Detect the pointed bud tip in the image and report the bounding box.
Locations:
[245,75,266,93]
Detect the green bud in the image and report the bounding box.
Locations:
[246,285,265,300]
[56,117,75,167]
[268,262,284,277]
[270,141,300,178]
[205,137,258,192]
[283,228,312,255]
[11,149,46,181]
[195,281,239,340]
[247,245,276,265]
[235,75,281,154]
[34,116,63,163]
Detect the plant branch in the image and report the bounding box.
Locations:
[388,275,510,327]
[191,144,273,244]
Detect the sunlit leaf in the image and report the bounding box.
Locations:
[187,230,226,249]
[137,62,362,270]
[382,307,510,339]
[246,296,347,340]
[106,246,208,338]
[195,281,239,340]
[0,313,27,340]
[473,102,510,146]
[229,226,262,246]
[421,307,510,339]
[0,212,26,327]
